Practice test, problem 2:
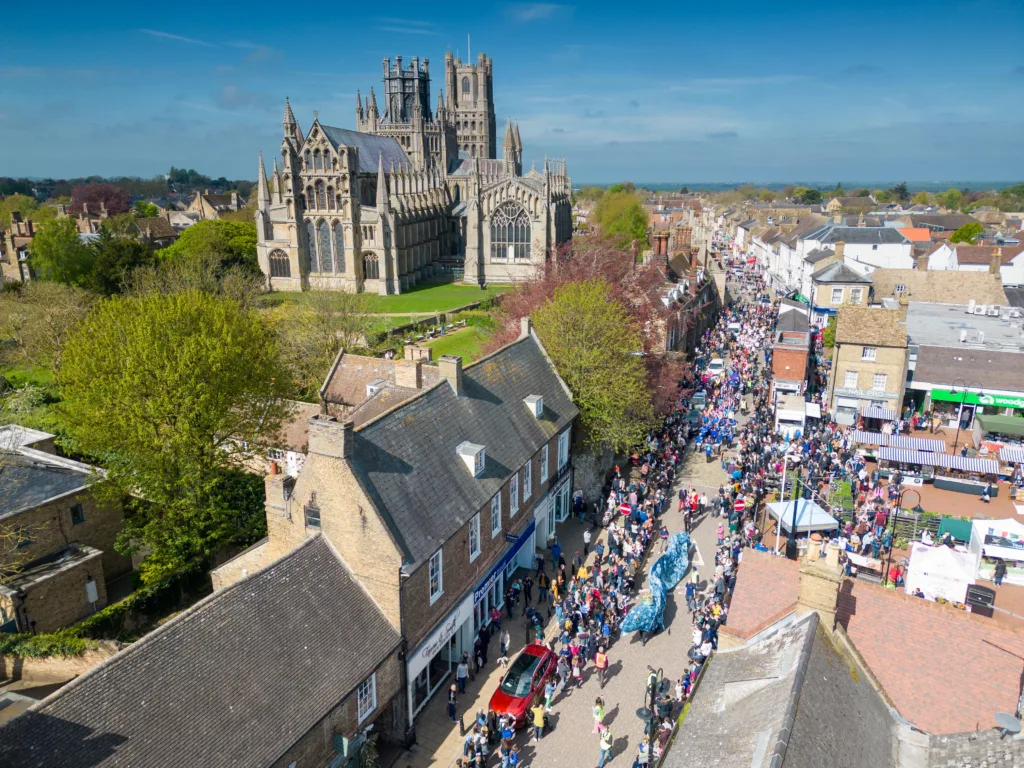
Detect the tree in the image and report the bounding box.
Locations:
[592,191,648,248]
[126,254,266,310]
[0,194,38,228]
[69,183,131,216]
[133,201,160,218]
[911,191,931,205]
[57,291,293,583]
[873,189,892,203]
[533,279,654,452]
[157,219,259,274]
[0,282,95,370]
[949,221,984,244]
[821,315,837,349]
[940,188,963,211]
[889,182,910,202]
[27,218,93,286]
[575,185,605,203]
[86,231,156,296]
[799,188,822,204]
[827,183,846,198]
[607,182,636,195]
[758,189,776,202]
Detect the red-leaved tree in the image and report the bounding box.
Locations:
[70,183,131,216]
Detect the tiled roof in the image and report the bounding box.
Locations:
[322,353,441,408]
[804,247,835,265]
[273,400,322,453]
[835,306,906,347]
[837,578,1024,735]
[908,214,979,231]
[898,227,932,242]
[201,193,237,209]
[913,346,1024,390]
[320,125,412,174]
[0,536,401,768]
[133,216,178,239]
[803,224,908,245]
[811,261,871,284]
[351,334,578,568]
[0,453,91,518]
[869,268,1008,305]
[720,549,798,641]
[954,244,1024,265]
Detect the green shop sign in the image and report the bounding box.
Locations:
[931,388,1024,409]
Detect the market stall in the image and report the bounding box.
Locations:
[904,542,976,604]
[860,405,896,432]
[972,414,1024,463]
[969,518,1024,586]
[876,447,1000,495]
[767,499,840,553]
[1000,447,1024,499]
[851,431,945,459]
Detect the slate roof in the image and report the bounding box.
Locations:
[0,536,400,768]
[777,311,810,333]
[908,214,979,231]
[350,334,578,568]
[347,383,422,427]
[738,218,758,228]
[803,224,908,245]
[803,247,834,265]
[913,346,1024,390]
[0,453,91,518]
[811,261,871,284]
[869,268,1008,305]
[448,158,506,177]
[320,125,412,174]
[835,306,906,347]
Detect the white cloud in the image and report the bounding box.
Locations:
[506,3,568,22]
[139,29,213,47]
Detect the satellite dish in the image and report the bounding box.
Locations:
[995,712,1022,739]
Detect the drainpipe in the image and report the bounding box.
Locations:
[398,568,415,748]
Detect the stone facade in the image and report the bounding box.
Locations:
[3,547,109,634]
[255,52,572,294]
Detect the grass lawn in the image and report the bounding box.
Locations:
[262,281,511,314]
[2,363,55,389]
[422,327,493,363]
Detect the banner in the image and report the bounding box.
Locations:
[931,389,1024,409]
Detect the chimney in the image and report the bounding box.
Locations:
[832,214,843,224]
[796,541,843,635]
[265,470,295,518]
[395,358,423,389]
[307,415,354,459]
[990,248,1002,275]
[231,191,239,207]
[82,203,89,215]
[519,316,533,339]
[834,241,845,262]
[439,355,463,396]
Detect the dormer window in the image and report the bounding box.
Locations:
[524,395,543,418]
[457,441,486,477]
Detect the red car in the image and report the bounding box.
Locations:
[488,643,557,726]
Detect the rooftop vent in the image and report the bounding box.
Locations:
[524,395,543,418]
[457,441,486,477]
[366,379,389,398]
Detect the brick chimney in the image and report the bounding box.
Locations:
[404,344,433,362]
[307,414,354,459]
[795,541,843,635]
[990,248,1002,275]
[394,358,423,389]
[834,241,845,262]
[439,355,463,396]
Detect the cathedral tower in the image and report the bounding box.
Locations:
[444,51,496,159]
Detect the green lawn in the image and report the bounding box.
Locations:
[2,363,55,389]
[422,327,493,363]
[263,281,510,314]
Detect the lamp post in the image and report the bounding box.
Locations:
[949,378,983,454]
[635,666,666,768]
[884,488,922,587]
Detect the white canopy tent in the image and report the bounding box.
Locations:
[768,499,840,553]
[904,543,976,604]
[968,517,1024,586]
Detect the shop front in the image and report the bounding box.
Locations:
[928,388,1024,430]
[473,519,537,635]
[407,592,474,722]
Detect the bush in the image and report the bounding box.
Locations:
[0,629,91,658]
[451,310,496,330]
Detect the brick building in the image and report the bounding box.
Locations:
[212,319,579,729]
[0,426,133,633]
[771,306,812,402]
[0,536,403,768]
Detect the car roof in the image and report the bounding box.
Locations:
[520,643,549,658]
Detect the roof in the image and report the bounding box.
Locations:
[837,578,1024,735]
[448,158,506,177]
[776,311,810,333]
[350,334,578,568]
[347,383,422,427]
[914,346,1024,391]
[904,302,1024,352]
[804,247,835,265]
[976,413,1024,437]
[200,192,237,210]
[954,244,1024,265]
[720,549,798,641]
[898,227,932,242]
[0,536,401,768]
[803,224,908,245]
[321,353,441,408]
[319,125,411,174]
[738,218,758,228]
[835,306,906,347]
[0,452,91,518]
[869,268,1008,306]
[908,214,979,231]
[273,400,322,453]
[132,217,177,239]
[811,261,871,284]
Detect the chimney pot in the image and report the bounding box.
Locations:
[395,358,423,389]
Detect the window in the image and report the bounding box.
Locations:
[316,181,326,210]
[304,493,321,529]
[490,203,531,262]
[70,503,84,526]
[557,428,570,469]
[363,252,380,280]
[269,249,291,278]
[540,445,549,483]
[327,186,335,211]
[313,149,322,171]
[306,221,318,272]
[304,150,312,168]
[491,494,502,538]
[849,287,863,304]
[872,373,888,391]
[871,244,878,250]
[861,347,877,361]
[522,461,532,501]
[429,550,443,603]
[830,287,844,304]
[462,76,470,94]
[317,221,331,273]
[469,513,481,562]
[509,473,519,516]
[844,370,859,388]
[357,673,377,724]
[332,222,345,273]
[894,283,906,293]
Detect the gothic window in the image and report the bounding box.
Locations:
[327,187,335,211]
[269,249,291,278]
[490,202,531,262]
[305,187,314,210]
[313,150,322,171]
[306,221,318,272]
[316,181,326,210]
[333,222,345,272]
[471,120,476,131]
[336,194,343,210]
[471,145,476,157]
[305,150,312,169]
[318,221,331,272]
[363,252,380,280]
[462,76,470,94]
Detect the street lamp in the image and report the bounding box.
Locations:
[949,378,983,454]
[884,488,923,586]
[635,667,667,767]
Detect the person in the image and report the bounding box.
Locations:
[594,647,609,688]
[538,571,549,604]
[912,587,925,598]
[995,559,1007,587]
[447,684,458,722]
[552,538,562,570]
[523,575,534,604]
[659,524,670,553]
[598,725,613,768]
[592,696,606,733]
[530,703,546,740]
[544,676,557,711]
[982,483,991,503]
[456,657,470,694]
[584,527,592,556]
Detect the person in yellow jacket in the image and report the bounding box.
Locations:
[530,704,546,741]
[597,725,613,768]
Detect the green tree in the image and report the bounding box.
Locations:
[940,188,963,211]
[57,291,293,582]
[575,185,606,203]
[911,191,931,205]
[593,192,648,249]
[607,182,636,195]
[821,315,837,349]
[800,188,823,204]
[158,219,258,274]
[828,183,845,198]
[533,279,654,452]
[86,231,156,296]
[889,182,909,201]
[133,201,161,218]
[27,218,94,286]
[0,194,39,227]
[0,282,95,370]
[126,254,267,310]
[873,189,892,203]
[949,221,984,244]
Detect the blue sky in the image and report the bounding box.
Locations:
[3,0,1023,184]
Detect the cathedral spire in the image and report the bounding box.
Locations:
[368,87,379,117]
[356,89,364,122]
[272,158,282,204]
[257,152,269,208]
[376,152,389,212]
[283,96,296,127]
[502,117,515,150]
[513,121,522,151]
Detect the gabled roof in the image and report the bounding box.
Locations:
[322,353,441,409]
[811,261,871,284]
[0,536,401,768]
[835,306,906,347]
[350,334,578,568]
[953,244,1024,265]
[804,247,834,265]
[738,218,758,228]
[869,268,1008,305]
[802,224,908,245]
[319,125,411,174]
[132,216,177,239]
[0,452,92,518]
[897,227,932,242]
[908,213,978,231]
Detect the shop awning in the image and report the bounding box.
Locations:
[861,406,896,421]
[766,499,839,534]
[852,432,945,452]
[851,430,886,446]
[793,294,811,305]
[1000,446,1024,463]
[877,447,999,474]
[976,414,1024,438]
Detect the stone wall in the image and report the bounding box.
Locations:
[18,552,109,633]
[2,641,120,683]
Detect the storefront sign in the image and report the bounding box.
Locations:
[504,533,518,543]
[931,388,1024,409]
[474,519,536,603]
[834,387,899,400]
[407,592,474,683]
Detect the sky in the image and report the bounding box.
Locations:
[2,0,1023,185]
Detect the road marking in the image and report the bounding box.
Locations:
[691,542,705,568]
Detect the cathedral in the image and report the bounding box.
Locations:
[255,52,573,293]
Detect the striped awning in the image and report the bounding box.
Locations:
[877,447,999,474]
[851,430,886,446]
[887,435,946,452]
[861,406,896,421]
[1000,446,1024,464]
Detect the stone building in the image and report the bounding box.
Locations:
[186,189,243,220]
[0,213,34,283]
[255,52,572,294]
